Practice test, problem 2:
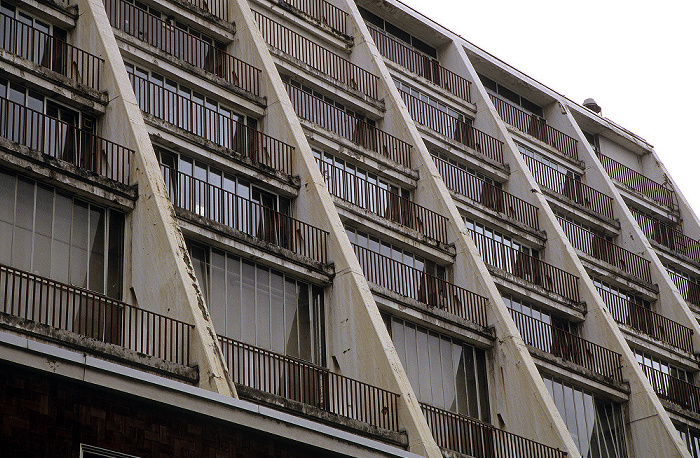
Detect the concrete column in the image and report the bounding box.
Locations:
[76,0,235,396]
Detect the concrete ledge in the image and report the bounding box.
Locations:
[0,312,199,384]
[236,384,410,448]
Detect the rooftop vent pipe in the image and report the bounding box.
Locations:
[583,98,601,114]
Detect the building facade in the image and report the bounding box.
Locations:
[1,0,699,456]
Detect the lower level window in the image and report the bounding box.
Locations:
[678,423,700,458]
[0,168,124,298]
[187,240,325,364]
[542,375,628,458]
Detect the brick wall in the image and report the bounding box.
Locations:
[0,363,346,458]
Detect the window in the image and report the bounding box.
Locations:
[665,265,700,306]
[0,2,68,75]
[519,143,585,203]
[126,65,251,149]
[0,169,124,299]
[543,375,628,458]
[314,151,411,224]
[358,7,438,59]
[158,149,291,247]
[677,423,700,458]
[386,315,490,420]
[479,74,543,117]
[583,131,600,154]
[0,79,95,159]
[187,240,325,365]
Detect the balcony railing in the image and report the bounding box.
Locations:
[399,89,503,164]
[105,0,260,95]
[0,96,131,184]
[631,209,700,263]
[489,94,578,160]
[367,25,471,103]
[596,287,693,353]
[352,244,488,327]
[521,154,614,219]
[510,309,623,382]
[130,73,293,174]
[420,403,566,458]
[667,269,700,307]
[317,160,448,243]
[469,230,580,302]
[162,165,328,263]
[0,263,192,365]
[641,364,700,414]
[282,0,348,35]
[218,335,400,431]
[557,217,652,283]
[0,12,103,90]
[285,82,412,168]
[254,11,377,99]
[185,0,228,21]
[596,152,677,211]
[432,155,539,230]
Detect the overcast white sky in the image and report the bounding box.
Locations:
[400,0,700,217]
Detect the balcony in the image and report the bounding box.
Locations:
[432,155,539,230]
[352,244,488,328]
[631,209,700,263]
[597,287,693,353]
[161,165,328,264]
[0,263,192,366]
[367,25,471,103]
[667,269,700,308]
[420,403,566,458]
[522,154,614,220]
[489,94,578,161]
[469,230,580,303]
[285,82,412,168]
[217,335,400,432]
[317,160,448,243]
[185,0,228,21]
[130,73,293,174]
[399,89,504,164]
[0,96,131,184]
[510,309,623,382]
[105,0,261,96]
[557,217,652,284]
[281,0,348,35]
[596,152,677,211]
[254,11,377,99]
[0,12,103,90]
[641,364,700,415]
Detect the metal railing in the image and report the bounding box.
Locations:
[631,208,700,263]
[667,269,700,307]
[510,309,623,382]
[521,154,614,219]
[420,403,566,458]
[352,244,488,327]
[162,165,328,263]
[596,152,677,211]
[399,89,503,164]
[557,217,652,283]
[105,0,260,95]
[218,335,400,431]
[130,73,293,174]
[367,25,471,103]
[0,96,131,184]
[596,287,693,353]
[285,82,412,168]
[0,263,192,365]
[281,0,348,35]
[185,0,228,21]
[469,230,580,302]
[489,94,578,160]
[0,12,103,90]
[317,160,448,243]
[254,11,376,99]
[641,364,700,414]
[432,155,539,230]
